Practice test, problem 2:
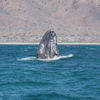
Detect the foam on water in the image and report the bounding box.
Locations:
[38,54,74,61]
[18,54,74,61]
[18,57,36,61]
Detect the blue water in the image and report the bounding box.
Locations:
[0,45,100,100]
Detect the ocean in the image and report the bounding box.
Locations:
[0,45,100,100]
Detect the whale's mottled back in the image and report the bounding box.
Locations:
[37,30,59,59]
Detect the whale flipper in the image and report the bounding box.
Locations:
[37,30,59,59]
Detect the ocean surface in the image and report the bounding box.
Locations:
[0,45,100,100]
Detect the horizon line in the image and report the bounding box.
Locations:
[0,42,100,45]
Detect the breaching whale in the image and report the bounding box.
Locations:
[37,30,59,59]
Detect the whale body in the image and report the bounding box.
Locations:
[37,30,59,59]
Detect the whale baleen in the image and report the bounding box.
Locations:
[37,30,59,59]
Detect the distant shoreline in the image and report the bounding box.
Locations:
[0,42,100,45]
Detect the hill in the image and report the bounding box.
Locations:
[0,0,100,43]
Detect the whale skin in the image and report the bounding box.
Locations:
[37,30,59,59]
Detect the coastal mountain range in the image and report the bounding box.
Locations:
[0,0,100,42]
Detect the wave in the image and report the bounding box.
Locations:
[25,93,95,100]
[18,54,74,61]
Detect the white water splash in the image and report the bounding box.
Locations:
[18,54,74,61]
[18,57,36,61]
[38,54,74,61]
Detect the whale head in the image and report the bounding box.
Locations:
[37,30,59,59]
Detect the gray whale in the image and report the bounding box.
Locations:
[37,30,59,59]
